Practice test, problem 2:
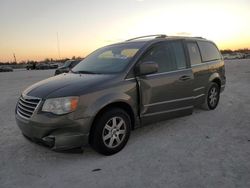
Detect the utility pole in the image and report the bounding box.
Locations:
[13,53,17,63]
[57,32,61,60]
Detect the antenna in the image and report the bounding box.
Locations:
[57,32,61,60]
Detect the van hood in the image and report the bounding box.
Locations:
[22,73,116,99]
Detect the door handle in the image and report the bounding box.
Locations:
[179,75,191,81]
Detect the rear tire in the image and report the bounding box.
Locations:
[91,108,131,155]
[202,82,220,110]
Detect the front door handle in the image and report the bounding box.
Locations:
[179,75,191,81]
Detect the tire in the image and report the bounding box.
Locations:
[202,82,220,110]
[91,108,131,155]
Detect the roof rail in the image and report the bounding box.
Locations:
[194,36,205,39]
[126,34,167,41]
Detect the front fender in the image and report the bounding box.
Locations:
[85,92,135,117]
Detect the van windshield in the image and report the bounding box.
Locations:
[72,43,143,74]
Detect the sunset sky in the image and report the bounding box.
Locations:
[0,0,249,62]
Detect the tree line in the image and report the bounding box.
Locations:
[220,48,250,54]
[1,48,250,65]
[0,56,83,65]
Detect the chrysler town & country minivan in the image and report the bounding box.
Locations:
[15,35,226,155]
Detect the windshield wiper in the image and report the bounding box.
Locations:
[71,70,98,74]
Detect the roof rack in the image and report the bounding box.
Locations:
[193,36,205,39]
[126,34,167,41]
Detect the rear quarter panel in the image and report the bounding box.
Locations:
[207,59,226,91]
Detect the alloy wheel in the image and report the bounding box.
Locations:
[209,87,219,107]
[102,116,127,148]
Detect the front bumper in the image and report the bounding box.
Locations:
[15,112,91,150]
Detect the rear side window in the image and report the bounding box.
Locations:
[198,41,221,62]
[140,41,187,73]
[187,42,202,66]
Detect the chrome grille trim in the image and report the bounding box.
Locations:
[17,108,32,118]
[19,97,39,105]
[17,95,41,119]
[18,104,34,113]
[18,101,36,111]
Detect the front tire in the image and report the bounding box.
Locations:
[91,108,131,155]
[202,82,220,110]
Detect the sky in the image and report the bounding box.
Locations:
[0,0,250,62]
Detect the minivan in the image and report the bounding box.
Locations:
[15,35,226,155]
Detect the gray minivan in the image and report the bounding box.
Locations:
[15,35,226,155]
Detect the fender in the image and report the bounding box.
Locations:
[83,92,137,121]
[208,72,221,83]
[204,72,222,94]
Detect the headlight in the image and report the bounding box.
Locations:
[42,96,79,115]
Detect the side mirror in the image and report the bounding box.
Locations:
[64,67,70,71]
[136,61,158,76]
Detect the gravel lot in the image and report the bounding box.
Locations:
[0,60,250,188]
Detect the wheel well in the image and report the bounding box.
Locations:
[212,78,221,90]
[88,102,135,144]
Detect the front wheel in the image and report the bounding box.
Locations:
[91,108,131,155]
[202,82,220,110]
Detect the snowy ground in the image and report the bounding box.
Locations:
[0,60,249,188]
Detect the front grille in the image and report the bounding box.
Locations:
[17,95,41,119]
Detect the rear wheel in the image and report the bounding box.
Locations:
[91,108,131,155]
[202,82,220,110]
